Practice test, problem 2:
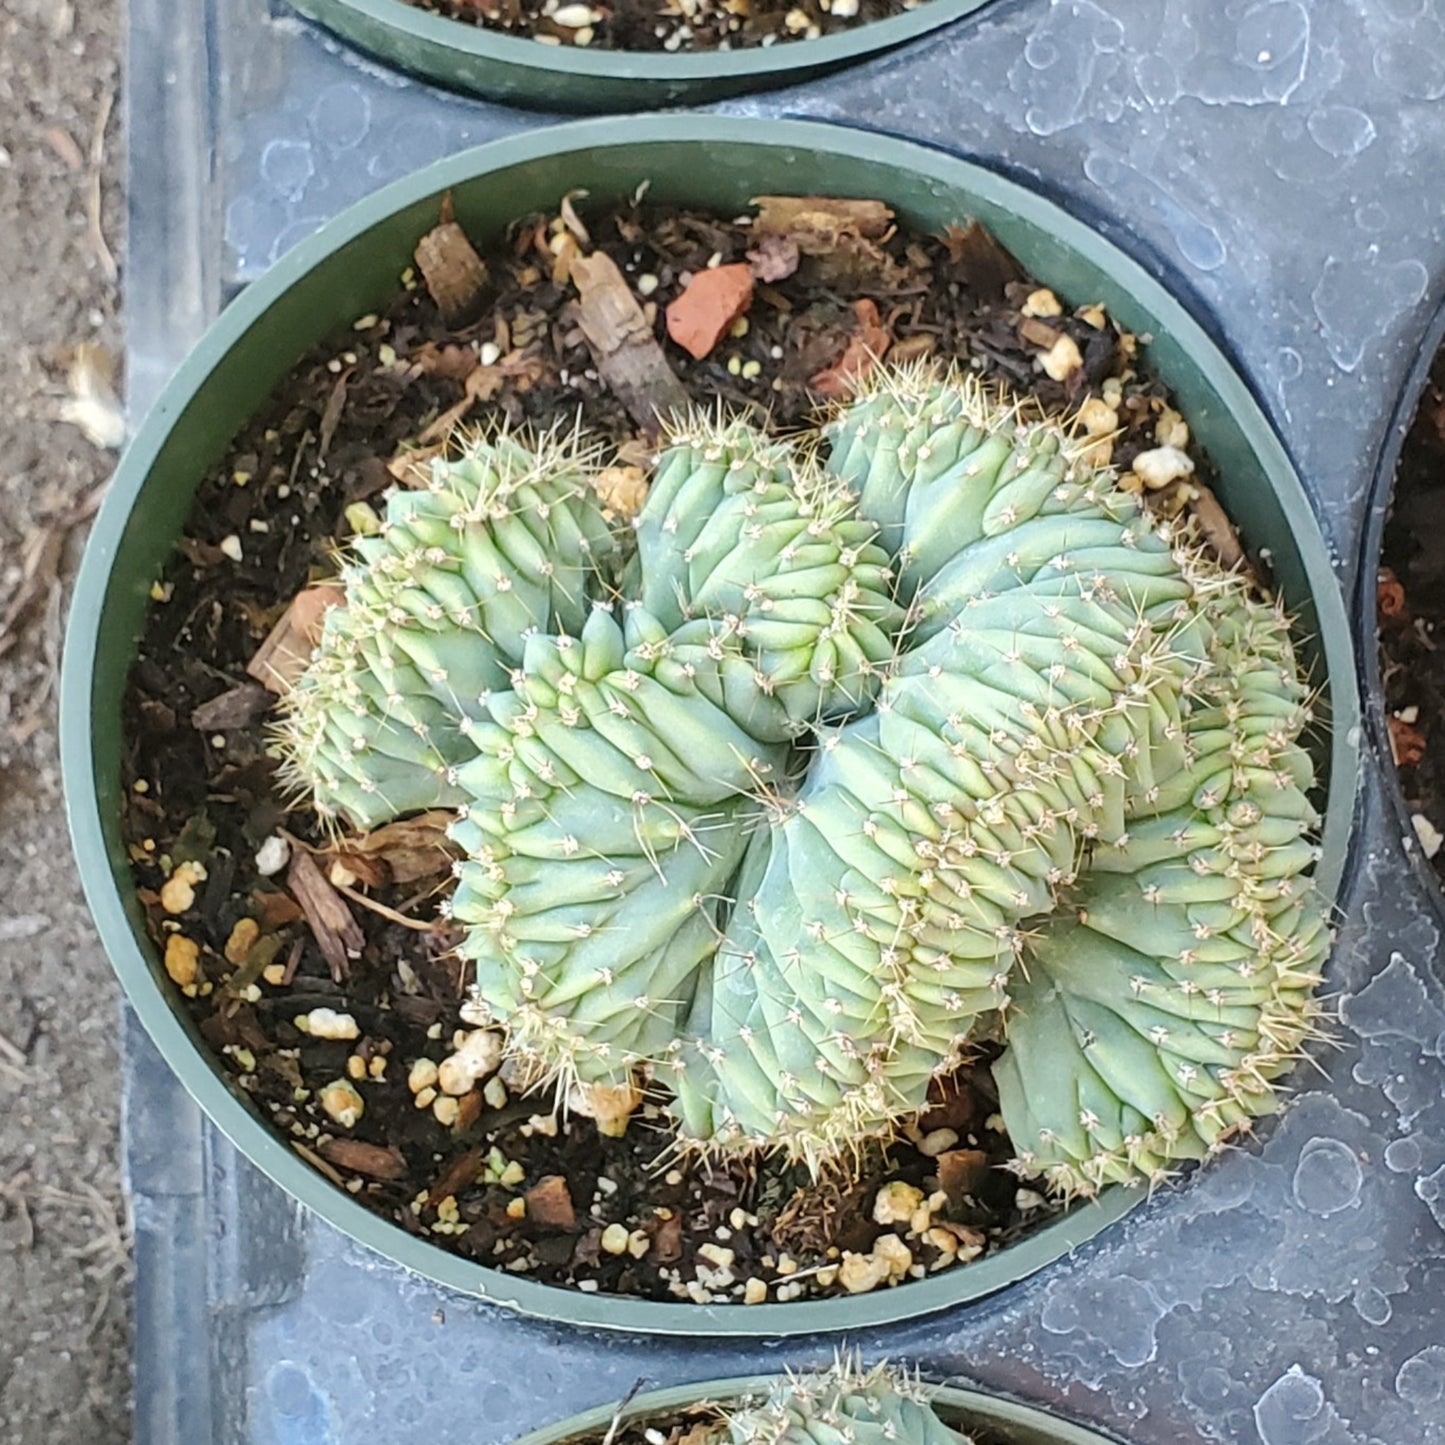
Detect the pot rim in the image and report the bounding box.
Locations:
[62,112,1360,1336]
[293,0,995,89]
[507,1373,1123,1445]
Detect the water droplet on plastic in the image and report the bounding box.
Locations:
[1254,1368,1325,1445]
[1307,105,1376,158]
[1353,1285,1392,1325]
[1397,1346,1445,1407]
[1292,1137,1362,1215]
[1384,1136,1421,1172]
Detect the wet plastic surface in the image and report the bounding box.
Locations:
[121,1,1445,1441]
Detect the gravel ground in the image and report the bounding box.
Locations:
[0,0,131,1440]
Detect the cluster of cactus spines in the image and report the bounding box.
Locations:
[275,363,1328,1192]
[632,415,907,732]
[993,551,1327,1195]
[670,377,1237,1163]
[716,1361,973,1445]
[274,429,614,830]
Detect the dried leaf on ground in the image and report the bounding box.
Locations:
[190,682,273,733]
[317,370,350,460]
[326,810,460,886]
[58,342,125,450]
[1188,483,1245,571]
[941,220,1024,298]
[1378,568,1408,626]
[593,464,649,523]
[746,231,800,283]
[388,441,448,489]
[0,528,64,661]
[411,341,480,382]
[1389,715,1428,768]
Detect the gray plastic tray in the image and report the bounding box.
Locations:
[121,1,1445,1442]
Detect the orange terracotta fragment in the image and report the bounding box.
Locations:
[809,298,892,398]
[665,263,755,361]
[247,584,344,694]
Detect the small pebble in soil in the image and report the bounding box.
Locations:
[319,1080,364,1129]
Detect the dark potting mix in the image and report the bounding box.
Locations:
[122,189,1298,1307]
[1380,342,1445,882]
[400,0,928,55]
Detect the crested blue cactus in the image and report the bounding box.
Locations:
[445,604,789,1104]
[632,417,907,731]
[275,367,1329,1194]
[716,1361,973,1445]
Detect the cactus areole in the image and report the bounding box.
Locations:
[275,364,1330,1197]
[65,115,1352,1329]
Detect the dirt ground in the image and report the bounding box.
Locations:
[0,0,131,1440]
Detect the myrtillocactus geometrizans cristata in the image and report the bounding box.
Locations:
[276,366,1329,1197]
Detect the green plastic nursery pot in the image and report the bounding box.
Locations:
[290,0,996,112]
[63,115,1360,1335]
[510,1376,1121,1445]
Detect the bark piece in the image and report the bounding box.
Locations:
[936,1148,991,1208]
[569,251,688,434]
[941,220,1024,299]
[753,196,895,249]
[427,1147,484,1207]
[665,264,754,361]
[247,585,344,694]
[190,682,273,733]
[1018,317,1063,349]
[414,220,489,327]
[286,846,364,983]
[318,1139,408,1181]
[525,1174,577,1230]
